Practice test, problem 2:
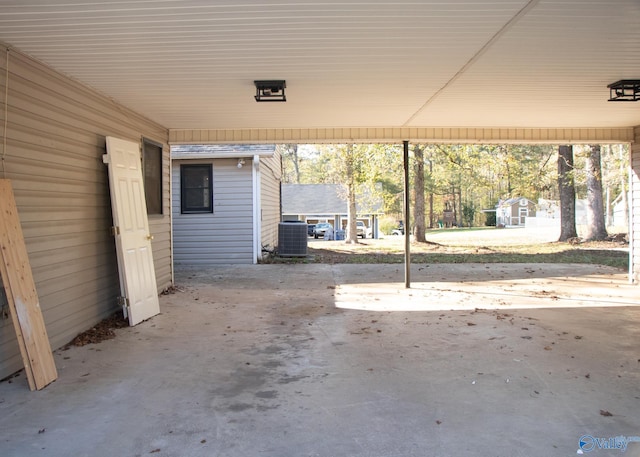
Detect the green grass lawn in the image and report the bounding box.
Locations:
[291,228,630,270]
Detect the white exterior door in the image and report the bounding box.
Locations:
[104,137,160,326]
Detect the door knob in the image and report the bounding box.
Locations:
[146,234,154,241]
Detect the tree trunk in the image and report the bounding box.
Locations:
[429,190,434,229]
[346,189,358,243]
[604,185,611,227]
[291,144,300,184]
[451,186,457,226]
[413,145,426,242]
[558,145,578,241]
[458,188,463,226]
[584,144,608,241]
[345,144,359,244]
[281,143,301,184]
[620,148,629,229]
[506,158,512,195]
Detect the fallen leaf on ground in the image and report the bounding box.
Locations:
[66,312,128,347]
[600,410,613,417]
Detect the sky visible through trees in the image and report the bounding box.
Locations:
[279,143,629,232]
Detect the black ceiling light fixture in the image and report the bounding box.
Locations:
[254,80,286,102]
[608,80,640,102]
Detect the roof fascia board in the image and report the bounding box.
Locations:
[170,127,635,145]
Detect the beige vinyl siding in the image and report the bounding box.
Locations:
[0,46,171,379]
[631,126,640,283]
[149,142,173,285]
[173,159,254,264]
[260,149,282,254]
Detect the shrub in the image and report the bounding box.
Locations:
[378,216,399,235]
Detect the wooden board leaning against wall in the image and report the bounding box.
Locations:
[0,179,57,390]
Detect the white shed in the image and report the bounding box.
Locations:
[171,145,281,265]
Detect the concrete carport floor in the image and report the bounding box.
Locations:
[1,263,639,457]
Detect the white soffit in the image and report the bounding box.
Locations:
[410,0,640,128]
[0,0,638,131]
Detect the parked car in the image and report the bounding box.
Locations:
[307,224,316,237]
[356,221,367,238]
[391,221,405,236]
[313,222,333,239]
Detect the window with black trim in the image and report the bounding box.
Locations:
[143,139,163,215]
[181,164,213,213]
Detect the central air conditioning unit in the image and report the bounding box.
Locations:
[278,221,308,257]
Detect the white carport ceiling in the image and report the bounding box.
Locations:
[0,0,639,131]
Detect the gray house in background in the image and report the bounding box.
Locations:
[171,145,281,265]
[282,184,383,236]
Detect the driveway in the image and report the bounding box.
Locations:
[0,263,639,457]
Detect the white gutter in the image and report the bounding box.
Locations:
[252,154,261,264]
[169,149,175,286]
[629,161,634,284]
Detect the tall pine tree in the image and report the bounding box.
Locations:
[558,145,578,241]
[584,144,608,240]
